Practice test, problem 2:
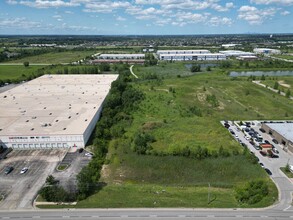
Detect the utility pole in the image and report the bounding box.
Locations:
[208,182,210,204]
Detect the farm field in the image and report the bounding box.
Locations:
[74,64,292,208]
[4,50,96,64]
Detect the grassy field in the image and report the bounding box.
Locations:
[0,65,45,80]
[4,50,96,64]
[259,77,293,92]
[70,64,292,208]
[272,55,293,60]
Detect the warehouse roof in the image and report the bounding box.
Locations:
[0,74,118,136]
[266,123,293,142]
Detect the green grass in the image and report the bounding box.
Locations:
[259,77,293,92]
[0,65,45,80]
[90,68,291,208]
[5,50,96,64]
[37,182,276,208]
[57,164,69,171]
[272,55,293,60]
[280,167,293,178]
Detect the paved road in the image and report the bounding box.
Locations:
[0,63,69,66]
[1,208,293,220]
[129,65,138,79]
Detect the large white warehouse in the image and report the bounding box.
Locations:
[253,48,281,55]
[98,54,145,60]
[0,74,118,149]
[159,53,226,61]
[219,50,255,57]
[157,50,210,55]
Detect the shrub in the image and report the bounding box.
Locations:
[235,180,269,204]
[133,132,155,155]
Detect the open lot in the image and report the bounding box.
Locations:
[4,50,96,64]
[77,68,293,208]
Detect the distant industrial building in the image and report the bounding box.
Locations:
[159,53,226,61]
[261,122,293,153]
[143,48,155,52]
[236,55,258,61]
[221,44,240,49]
[98,54,145,60]
[253,48,281,55]
[93,54,145,64]
[0,74,118,149]
[157,50,210,55]
[219,50,255,57]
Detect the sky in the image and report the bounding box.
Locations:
[0,0,293,35]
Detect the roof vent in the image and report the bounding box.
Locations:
[55,120,59,122]
[31,128,34,131]
[68,116,71,119]
[49,113,52,115]
[85,119,88,122]
[32,116,37,119]
[76,113,79,115]
[26,120,29,122]
[63,128,66,130]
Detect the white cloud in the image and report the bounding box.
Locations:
[135,0,234,12]
[0,17,41,28]
[65,10,74,14]
[281,10,290,15]
[208,16,232,26]
[116,16,126,21]
[251,0,293,5]
[83,1,131,13]
[238,5,277,25]
[6,0,18,4]
[19,0,80,8]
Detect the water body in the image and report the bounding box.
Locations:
[230,70,293,77]
[185,63,219,70]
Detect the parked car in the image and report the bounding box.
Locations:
[20,167,28,174]
[272,139,278,144]
[230,131,235,135]
[260,151,267,156]
[85,152,93,157]
[272,148,279,154]
[259,128,266,133]
[78,148,84,153]
[4,166,13,174]
[264,140,270,144]
[265,168,272,175]
[259,162,265,168]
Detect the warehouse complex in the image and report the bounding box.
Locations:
[261,122,293,153]
[98,54,145,60]
[92,53,145,64]
[253,48,281,55]
[219,50,255,57]
[0,74,118,149]
[156,49,226,61]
